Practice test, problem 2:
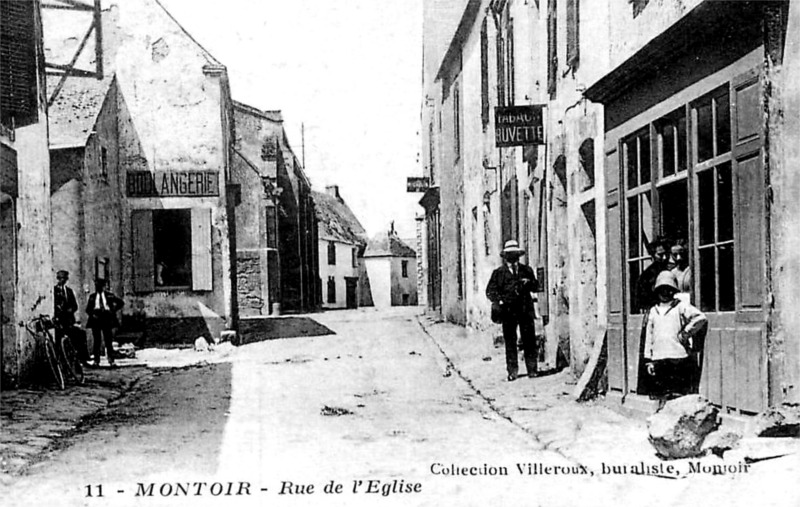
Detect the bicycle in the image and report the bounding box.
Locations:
[54,320,85,385]
[24,315,65,389]
[23,315,85,389]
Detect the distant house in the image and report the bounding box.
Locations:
[313,186,371,309]
[364,225,418,308]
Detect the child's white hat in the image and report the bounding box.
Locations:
[653,271,679,292]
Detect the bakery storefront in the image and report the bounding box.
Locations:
[587,2,776,415]
[125,169,232,344]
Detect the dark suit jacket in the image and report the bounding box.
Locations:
[486,263,539,315]
[54,285,78,327]
[85,291,124,329]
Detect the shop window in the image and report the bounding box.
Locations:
[657,108,687,178]
[694,86,731,163]
[402,260,409,278]
[619,81,740,315]
[697,163,734,312]
[327,276,335,304]
[623,128,652,314]
[132,208,212,292]
[625,129,650,190]
[153,210,192,288]
[327,241,336,265]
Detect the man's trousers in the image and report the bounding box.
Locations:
[502,310,538,377]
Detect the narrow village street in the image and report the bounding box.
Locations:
[3,308,798,507]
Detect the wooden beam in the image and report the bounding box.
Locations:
[41,0,93,11]
[47,22,95,107]
[94,0,104,79]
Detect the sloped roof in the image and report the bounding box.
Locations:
[312,191,367,245]
[45,0,223,148]
[364,232,416,258]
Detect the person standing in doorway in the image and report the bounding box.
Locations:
[644,271,707,403]
[54,270,88,364]
[86,278,124,368]
[670,239,692,302]
[635,237,672,312]
[486,240,540,381]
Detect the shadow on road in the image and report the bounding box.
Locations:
[239,316,335,345]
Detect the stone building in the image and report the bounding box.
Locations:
[232,101,320,317]
[45,0,238,345]
[421,0,800,415]
[313,185,371,310]
[1,0,54,386]
[363,226,418,308]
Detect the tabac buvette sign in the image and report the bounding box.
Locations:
[494,105,545,147]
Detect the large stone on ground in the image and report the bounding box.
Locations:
[753,405,800,438]
[701,430,742,457]
[647,395,720,459]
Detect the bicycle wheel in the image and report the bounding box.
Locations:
[43,337,66,390]
[59,335,85,385]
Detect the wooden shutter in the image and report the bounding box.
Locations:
[131,210,154,292]
[507,20,515,104]
[605,146,625,392]
[0,0,38,129]
[496,28,505,106]
[480,18,489,128]
[547,0,558,97]
[730,68,767,413]
[566,0,579,68]
[731,69,765,315]
[191,208,213,291]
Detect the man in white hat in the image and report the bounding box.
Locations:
[486,240,540,381]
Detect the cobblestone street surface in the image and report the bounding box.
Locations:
[0,307,797,507]
[1,366,152,479]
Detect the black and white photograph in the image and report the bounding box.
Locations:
[1,0,799,505]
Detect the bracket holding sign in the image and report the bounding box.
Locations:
[495,105,545,148]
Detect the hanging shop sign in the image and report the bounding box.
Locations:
[494,105,545,147]
[126,170,220,198]
[406,177,431,193]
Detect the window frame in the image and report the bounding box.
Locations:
[619,81,738,315]
[327,241,336,266]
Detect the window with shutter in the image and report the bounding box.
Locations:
[480,18,489,129]
[506,20,515,105]
[547,0,558,97]
[566,0,579,69]
[327,241,336,265]
[0,0,39,130]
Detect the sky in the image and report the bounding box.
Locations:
[158,0,425,239]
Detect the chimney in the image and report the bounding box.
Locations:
[325,185,340,200]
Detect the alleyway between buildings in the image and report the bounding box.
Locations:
[2,308,798,507]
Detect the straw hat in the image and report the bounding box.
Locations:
[501,240,525,257]
[654,271,679,292]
